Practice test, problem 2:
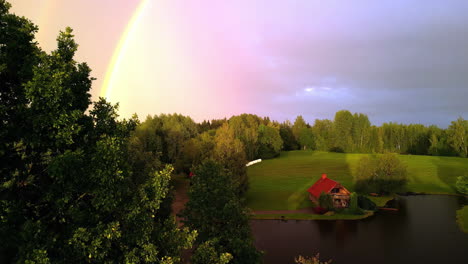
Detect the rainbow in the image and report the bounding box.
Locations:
[100,0,149,100]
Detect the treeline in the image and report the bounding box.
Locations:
[133,111,468,180]
[283,110,468,157]
[1,1,253,262]
[131,113,284,195]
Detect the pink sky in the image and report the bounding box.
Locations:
[9,0,468,126]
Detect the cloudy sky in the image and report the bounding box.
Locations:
[10,0,468,127]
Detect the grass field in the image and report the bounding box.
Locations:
[246,151,468,211]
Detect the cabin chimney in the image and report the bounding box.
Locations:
[321,173,327,179]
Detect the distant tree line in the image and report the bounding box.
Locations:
[2,0,465,261]
[282,110,468,158]
[133,110,467,183]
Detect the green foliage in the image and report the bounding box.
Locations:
[292,116,308,143]
[298,127,315,150]
[447,117,468,158]
[257,124,283,159]
[456,174,468,195]
[295,254,332,264]
[311,119,333,151]
[344,192,365,215]
[357,195,378,211]
[192,240,233,264]
[352,113,371,152]
[132,113,198,169]
[228,114,262,160]
[0,5,195,262]
[349,192,358,211]
[456,206,468,233]
[318,192,333,211]
[279,121,299,150]
[333,110,354,152]
[182,160,262,264]
[247,151,463,211]
[355,153,408,194]
[213,123,249,195]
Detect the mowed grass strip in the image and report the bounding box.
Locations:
[246,151,468,211]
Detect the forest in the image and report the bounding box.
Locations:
[1,0,467,263]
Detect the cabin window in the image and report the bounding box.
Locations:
[331,188,340,193]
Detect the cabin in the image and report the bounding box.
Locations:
[307,174,351,208]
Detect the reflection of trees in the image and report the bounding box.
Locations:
[316,220,358,248]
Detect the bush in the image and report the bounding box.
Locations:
[456,174,468,195]
[192,240,233,264]
[318,192,334,211]
[347,192,364,214]
[295,253,332,264]
[329,146,344,153]
[357,195,377,211]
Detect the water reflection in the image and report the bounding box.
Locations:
[251,195,468,264]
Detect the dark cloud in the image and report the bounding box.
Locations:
[226,0,468,127]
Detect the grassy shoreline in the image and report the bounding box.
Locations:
[249,195,392,221]
[456,205,468,233]
[251,211,374,220]
[248,194,468,221]
[246,151,468,220]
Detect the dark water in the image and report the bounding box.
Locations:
[251,195,468,264]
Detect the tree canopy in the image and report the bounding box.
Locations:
[181,160,261,264]
[0,3,195,262]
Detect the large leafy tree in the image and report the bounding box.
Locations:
[298,127,315,150]
[311,119,333,151]
[257,124,283,158]
[292,115,308,144]
[0,2,195,262]
[228,114,261,160]
[456,174,468,195]
[182,160,261,264]
[279,120,299,150]
[0,0,40,209]
[213,123,248,195]
[136,114,198,166]
[352,113,371,152]
[447,117,468,158]
[332,110,354,152]
[355,153,407,194]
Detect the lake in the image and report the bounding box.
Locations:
[251,195,468,264]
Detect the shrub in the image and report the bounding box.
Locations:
[348,192,364,214]
[295,253,332,264]
[329,146,344,153]
[357,195,377,211]
[456,174,468,195]
[318,192,334,211]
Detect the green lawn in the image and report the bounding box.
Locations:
[246,151,468,211]
[457,206,468,233]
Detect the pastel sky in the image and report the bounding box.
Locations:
[10,0,468,127]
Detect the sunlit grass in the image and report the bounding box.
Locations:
[456,205,468,233]
[246,151,467,211]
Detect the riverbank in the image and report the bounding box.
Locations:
[251,211,374,220]
[457,205,468,233]
[246,151,467,214]
[249,195,392,220]
[251,195,468,264]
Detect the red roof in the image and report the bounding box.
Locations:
[307,174,338,199]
